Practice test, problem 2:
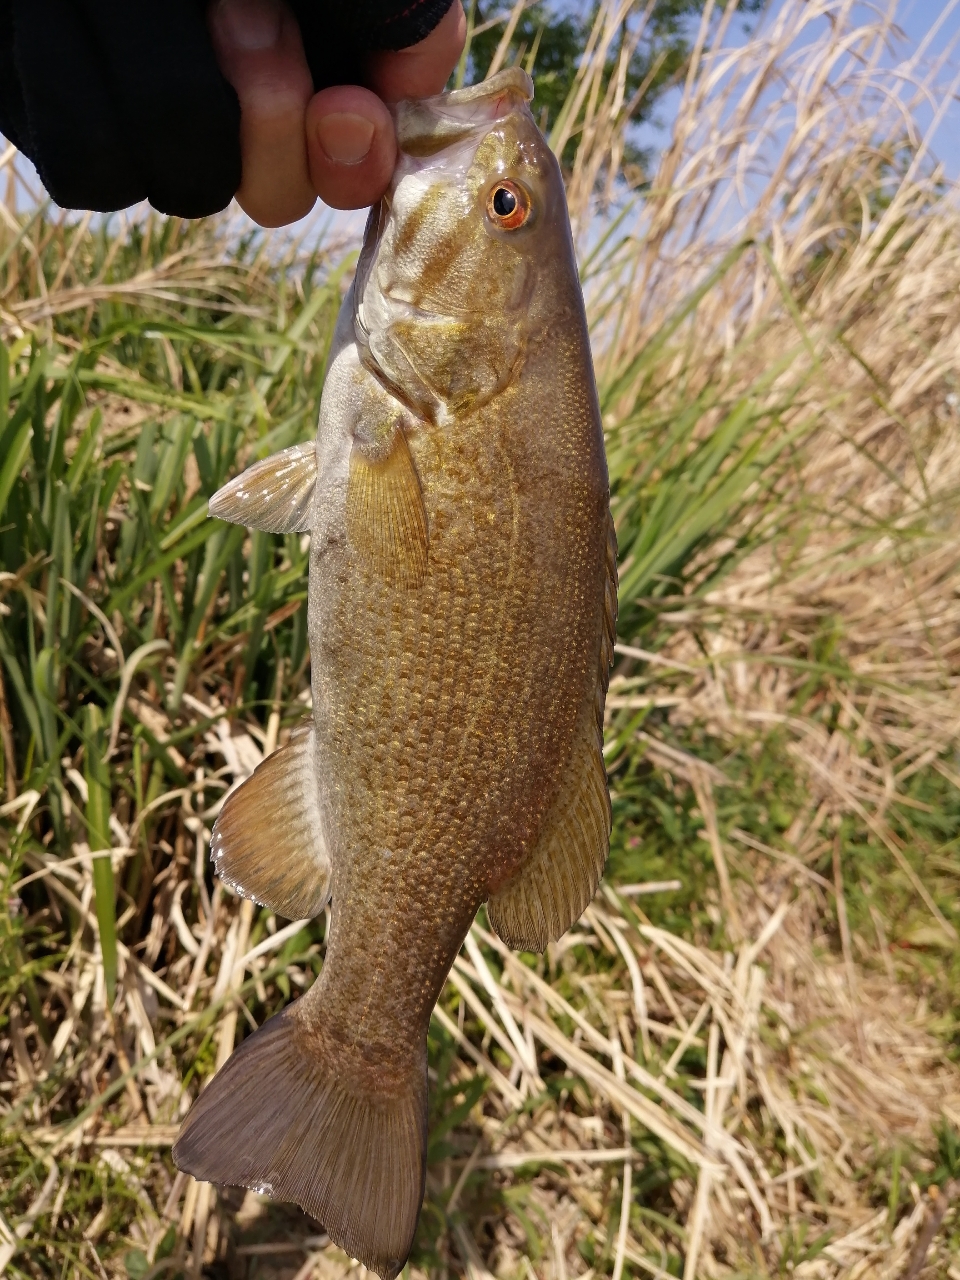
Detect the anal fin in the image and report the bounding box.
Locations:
[346,427,428,588]
[209,442,317,533]
[210,724,331,920]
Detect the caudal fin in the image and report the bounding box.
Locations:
[173,1004,427,1280]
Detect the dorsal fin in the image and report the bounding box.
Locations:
[488,511,617,951]
[487,712,610,952]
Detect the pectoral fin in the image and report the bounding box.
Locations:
[211,724,330,920]
[209,442,317,533]
[346,427,428,588]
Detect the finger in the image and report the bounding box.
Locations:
[305,86,396,211]
[367,1,467,103]
[209,0,316,227]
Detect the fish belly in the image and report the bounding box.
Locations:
[304,357,609,1070]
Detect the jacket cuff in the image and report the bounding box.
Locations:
[367,0,456,51]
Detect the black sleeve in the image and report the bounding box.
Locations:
[290,0,455,88]
[0,0,455,219]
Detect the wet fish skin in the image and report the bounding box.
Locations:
[174,67,616,1279]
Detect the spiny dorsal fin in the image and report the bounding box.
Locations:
[210,725,331,920]
[209,442,317,534]
[346,427,428,588]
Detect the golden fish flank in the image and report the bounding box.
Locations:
[174,67,617,1280]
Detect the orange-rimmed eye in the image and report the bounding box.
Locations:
[486,180,531,230]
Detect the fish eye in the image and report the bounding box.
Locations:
[485,180,532,231]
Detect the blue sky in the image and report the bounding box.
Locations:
[898,0,960,177]
[628,0,960,184]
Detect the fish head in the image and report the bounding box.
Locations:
[354,68,574,423]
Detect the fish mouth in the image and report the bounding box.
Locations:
[355,68,536,346]
[439,66,533,108]
[352,199,427,403]
[394,68,534,157]
[352,69,536,387]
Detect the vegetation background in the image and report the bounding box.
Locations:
[1,0,959,1277]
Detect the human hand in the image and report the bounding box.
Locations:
[209,0,467,227]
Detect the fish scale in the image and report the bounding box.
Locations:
[174,66,616,1279]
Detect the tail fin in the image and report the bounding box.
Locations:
[173,1005,427,1280]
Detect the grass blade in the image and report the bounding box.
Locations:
[84,703,117,1004]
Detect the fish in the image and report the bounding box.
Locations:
[172,66,617,1280]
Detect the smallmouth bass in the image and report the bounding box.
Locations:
[173,67,616,1279]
